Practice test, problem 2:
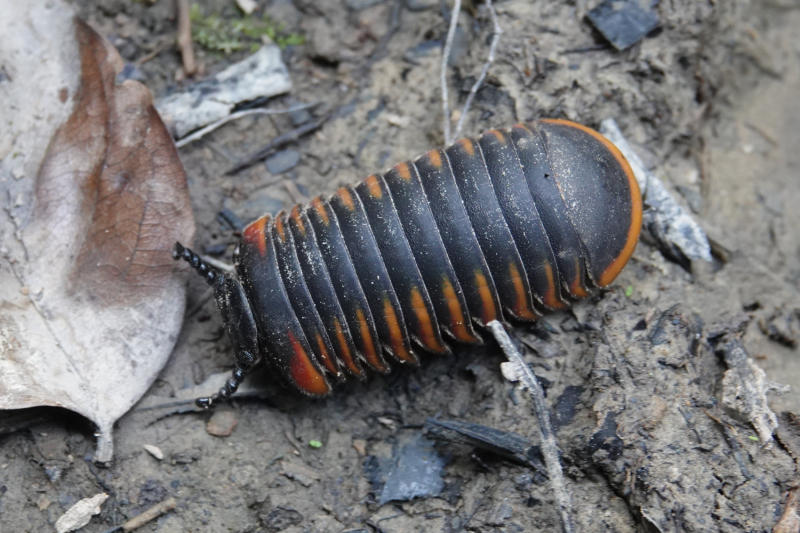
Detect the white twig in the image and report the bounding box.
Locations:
[487,320,574,533]
[175,103,318,148]
[452,0,503,142]
[441,0,462,146]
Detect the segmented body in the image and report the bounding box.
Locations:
[228,119,642,396]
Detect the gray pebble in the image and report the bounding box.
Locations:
[265,150,301,174]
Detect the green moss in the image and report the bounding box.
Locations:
[190,5,305,55]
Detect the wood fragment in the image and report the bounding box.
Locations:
[176,0,196,76]
[122,497,177,532]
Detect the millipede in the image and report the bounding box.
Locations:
[175,119,643,408]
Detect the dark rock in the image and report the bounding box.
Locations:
[587,0,660,51]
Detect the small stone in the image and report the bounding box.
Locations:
[352,439,367,455]
[19,286,29,296]
[281,461,321,487]
[290,107,313,126]
[143,444,164,460]
[265,150,301,174]
[376,417,396,429]
[36,494,51,511]
[206,410,237,437]
[385,113,410,128]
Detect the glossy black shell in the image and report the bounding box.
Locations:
[178,119,642,398]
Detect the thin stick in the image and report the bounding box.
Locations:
[452,0,503,142]
[487,320,574,533]
[225,114,330,175]
[176,0,196,76]
[175,104,318,148]
[441,0,462,146]
[100,497,177,533]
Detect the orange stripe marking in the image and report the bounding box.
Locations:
[488,129,505,144]
[242,216,269,257]
[426,149,443,169]
[457,138,475,156]
[290,205,306,236]
[410,287,447,353]
[356,307,386,371]
[540,119,642,286]
[395,162,412,181]
[288,330,330,396]
[543,262,567,310]
[509,262,538,320]
[315,333,338,375]
[383,297,414,362]
[442,276,477,343]
[274,212,287,243]
[334,317,362,376]
[311,197,330,226]
[336,187,356,211]
[570,257,589,298]
[365,174,383,199]
[475,270,497,324]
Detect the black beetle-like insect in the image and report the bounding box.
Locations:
[175,119,642,407]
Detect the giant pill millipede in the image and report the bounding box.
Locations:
[175,119,643,408]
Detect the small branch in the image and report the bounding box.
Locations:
[441,0,462,146]
[487,320,574,533]
[225,114,331,175]
[452,0,503,142]
[176,0,196,76]
[100,497,177,533]
[175,103,319,148]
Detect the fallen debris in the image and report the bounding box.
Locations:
[424,418,546,476]
[176,0,196,77]
[56,493,108,533]
[156,45,291,139]
[488,320,574,533]
[600,118,712,264]
[587,0,660,51]
[721,339,789,447]
[379,434,446,505]
[101,497,177,533]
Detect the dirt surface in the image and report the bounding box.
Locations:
[2,0,800,532]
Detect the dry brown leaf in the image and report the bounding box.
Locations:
[0,1,194,462]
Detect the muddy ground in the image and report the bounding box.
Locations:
[2,0,800,531]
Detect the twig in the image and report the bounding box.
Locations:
[225,115,330,175]
[176,0,196,76]
[175,103,319,148]
[441,0,462,146]
[100,497,177,533]
[452,0,503,142]
[487,320,574,533]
